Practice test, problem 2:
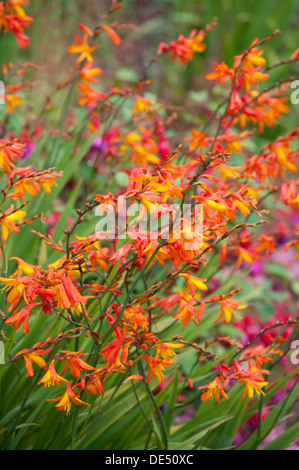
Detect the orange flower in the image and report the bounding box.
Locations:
[121,129,160,167]
[5,91,22,114]
[0,139,25,174]
[254,235,275,256]
[239,68,269,95]
[142,240,170,268]
[5,302,40,334]
[102,23,121,45]
[8,166,61,200]
[0,205,26,242]
[100,324,132,367]
[178,273,208,296]
[187,29,206,58]
[60,350,94,378]
[54,271,85,310]
[38,360,68,387]
[77,83,107,107]
[143,355,175,384]
[157,26,210,64]
[79,62,103,86]
[234,47,266,69]
[0,0,33,48]
[231,360,270,399]
[47,383,90,414]
[185,130,210,153]
[0,266,86,316]
[206,61,232,86]
[154,342,184,362]
[123,305,148,330]
[240,345,280,369]
[198,376,229,403]
[15,343,52,377]
[0,276,25,307]
[214,299,247,324]
[84,375,104,395]
[10,256,40,276]
[67,33,100,64]
[230,245,259,269]
[7,0,30,19]
[173,286,202,326]
[123,374,144,384]
[240,376,269,399]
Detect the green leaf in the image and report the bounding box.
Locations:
[263,421,299,450]
[164,374,179,433]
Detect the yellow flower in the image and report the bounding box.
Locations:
[38,360,68,388]
[198,377,229,403]
[0,206,26,241]
[67,34,100,64]
[47,383,89,415]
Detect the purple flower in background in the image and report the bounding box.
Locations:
[277,234,289,246]
[272,390,285,404]
[160,401,167,412]
[233,430,247,447]
[92,136,104,150]
[22,141,35,159]
[88,135,108,165]
[250,261,263,276]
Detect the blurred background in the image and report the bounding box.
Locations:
[2,0,299,83]
[1,0,298,143]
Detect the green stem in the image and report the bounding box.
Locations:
[138,358,169,450]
